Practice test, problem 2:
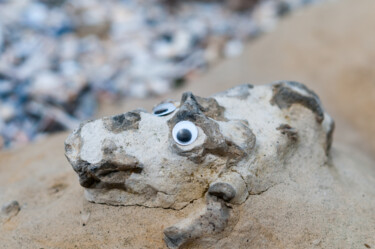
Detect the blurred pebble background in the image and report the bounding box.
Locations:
[0,0,326,149]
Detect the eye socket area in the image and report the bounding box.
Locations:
[153,102,176,116]
[172,121,198,146]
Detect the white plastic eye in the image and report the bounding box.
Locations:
[172,121,198,146]
[153,103,176,116]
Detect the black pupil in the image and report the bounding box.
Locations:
[154,108,168,115]
[176,129,192,143]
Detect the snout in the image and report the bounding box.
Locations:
[64,112,144,190]
[65,134,143,189]
[84,155,143,190]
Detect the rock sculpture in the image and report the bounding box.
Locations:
[65,81,335,248]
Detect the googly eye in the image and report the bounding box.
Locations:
[153,103,176,116]
[172,121,198,146]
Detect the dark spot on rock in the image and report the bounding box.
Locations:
[103,111,141,133]
[285,81,320,99]
[271,81,324,123]
[181,91,198,104]
[101,139,117,155]
[365,244,371,248]
[72,160,100,188]
[326,119,335,154]
[276,124,298,142]
[65,144,72,154]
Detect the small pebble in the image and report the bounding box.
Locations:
[311,239,321,245]
[1,200,21,217]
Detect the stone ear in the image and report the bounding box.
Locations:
[218,119,256,158]
[270,81,324,123]
[270,81,335,154]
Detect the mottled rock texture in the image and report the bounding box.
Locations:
[65,81,336,248]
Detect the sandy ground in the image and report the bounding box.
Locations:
[1,0,375,248]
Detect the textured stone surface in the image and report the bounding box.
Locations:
[65,81,335,248]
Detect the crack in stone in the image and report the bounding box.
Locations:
[95,196,203,211]
[248,182,282,196]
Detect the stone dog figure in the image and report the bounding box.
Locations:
[65,81,334,248]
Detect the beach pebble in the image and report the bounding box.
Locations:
[1,201,21,220]
[224,39,244,58]
[30,71,67,103]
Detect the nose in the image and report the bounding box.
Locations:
[65,124,142,190]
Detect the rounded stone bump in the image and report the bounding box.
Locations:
[208,182,236,201]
